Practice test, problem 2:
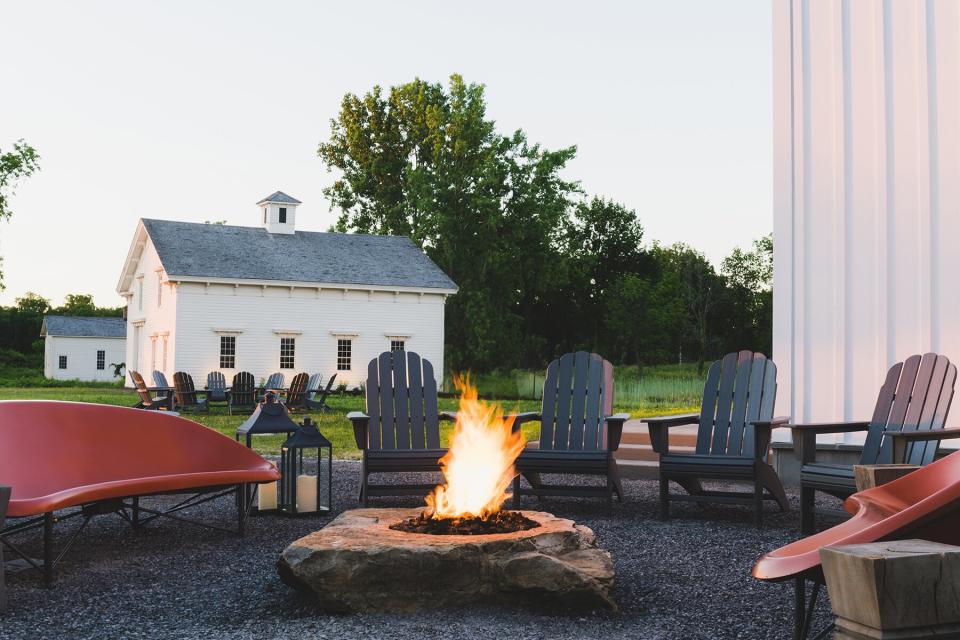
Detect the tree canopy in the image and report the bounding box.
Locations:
[319,75,772,372]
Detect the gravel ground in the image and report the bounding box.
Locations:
[0,462,834,640]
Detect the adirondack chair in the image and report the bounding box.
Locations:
[306,373,323,399]
[648,351,789,527]
[306,373,337,412]
[129,371,167,410]
[283,372,310,411]
[151,370,174,407]
[173,372,209,414]
[512,352,630,508]
[794,352,957,534]
[206,371,228,403]
[348,351,455,505]
[257,372,285,402]
[227,371,257,415]
[0,485,9,613]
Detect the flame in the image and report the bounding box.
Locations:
[425,376,526,520]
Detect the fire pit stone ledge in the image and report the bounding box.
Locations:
[276,507,616,612]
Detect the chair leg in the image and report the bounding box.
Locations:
[659,475,670,520]
[359,459,368,507]
[513,476,521,509]
[43,512,54,588]
[609,460,625,502]
[800,485,815,535]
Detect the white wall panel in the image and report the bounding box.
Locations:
[774,0,960,442]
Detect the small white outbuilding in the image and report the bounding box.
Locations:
[41,315,127,382]
[115,191,458,388]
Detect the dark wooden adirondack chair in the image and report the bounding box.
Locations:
[151,370,174,407]
[348,351,454,505]
[648,351,788,527]
[227,371,257,415]
[795,352,957,534]
[0,485,9,613]
[283,372,310,411]
[130,371,167,410]
[257,372,285,402]
[512,352,630,507]
[306,373,337,412]
[206,371,228,403]
[173,372,209,414]
[306,373,323,399]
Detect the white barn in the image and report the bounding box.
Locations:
[772,1,960,467]
[115,191,457,388]
[41,315,127,382]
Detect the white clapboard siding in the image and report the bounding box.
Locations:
[773,0,960,444]
[124,239,178,384]
[44,336,126,382]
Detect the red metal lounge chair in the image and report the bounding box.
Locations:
[753,447,960,640]
[0,401,280,586]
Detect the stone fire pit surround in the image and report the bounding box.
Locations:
[277,508,616,612]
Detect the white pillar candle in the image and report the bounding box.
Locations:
[296,474,318,513]
[258,481,277,510]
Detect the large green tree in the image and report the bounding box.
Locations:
[319,75,578,370]
[0,139,40,290]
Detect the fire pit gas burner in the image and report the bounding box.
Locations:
[389,510,540,535]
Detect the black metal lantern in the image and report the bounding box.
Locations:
[235,393,299,513]
[279,417,332,516]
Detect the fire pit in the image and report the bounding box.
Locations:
[277,378,615,612]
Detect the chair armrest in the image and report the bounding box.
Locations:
[439,411,458,422]
[347,412,370,449]
[604,413,630,451]
[645,413,699,427]
[749,416,790,460]
[889,427,960,462]
[791,421,871,464]
[506,412,541,432]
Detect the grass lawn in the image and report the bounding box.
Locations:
[0,386,698,458]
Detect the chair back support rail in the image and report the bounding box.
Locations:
[206,371,228,401]
[696,350,777,458]
[285,372,309,408]
[538,351,615,451]
[365,350,441,451]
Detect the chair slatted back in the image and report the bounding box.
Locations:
[538,352,614,451]
[696,351,777,456]
[130,370,154,407]
[860,353,956,466]
[285,372,309,407]
[152,370,169,388]
[173,372,200,408]
[264,373,284,391]
[207,371,227,401]
[307,373,323,399]
[364,351,440,451]
[231,372,256,407]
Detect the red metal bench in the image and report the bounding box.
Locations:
[753,447,960,639]
[0,401,280,585]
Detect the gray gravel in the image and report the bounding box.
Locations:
[0,463,833,639]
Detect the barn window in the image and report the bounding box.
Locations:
[219,336,236,369]
[280,337,295,369]
[96,350,106,370]
[137,277,144,312]
[390,339,405,352]
[157,272,163,307]
[279,207,287,223]
[337,339,352,371]
[58,355,68,370]
[162,335,168,371]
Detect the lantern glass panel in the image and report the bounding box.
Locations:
[279,418,332,515]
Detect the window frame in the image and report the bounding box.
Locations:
[279,207,287,223]
[157,272,163,307]
[137,277,144,312]
[96,349,106,371]
[336,338,352,371]
[390,339,405,352]
[58,355,68,370]
[279,337,295,369]
[219,335,236,369]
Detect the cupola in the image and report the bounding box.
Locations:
[257,191,301,234]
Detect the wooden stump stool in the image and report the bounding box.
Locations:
[821,539,960,639]
[853,464,920,492]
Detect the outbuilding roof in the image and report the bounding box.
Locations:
[256,191,302,205]
[42,315,126,338]
[139,219,458,291]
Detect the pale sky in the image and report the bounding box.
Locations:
[0,0,772,307]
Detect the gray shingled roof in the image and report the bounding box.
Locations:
[42,315,126,338]
[256,191,302,205]
[141,219,458,291]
